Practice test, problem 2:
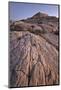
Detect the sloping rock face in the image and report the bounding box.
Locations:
[9,12,59,87]
[9,31,59,87]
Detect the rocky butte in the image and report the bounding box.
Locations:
[9,12,59,87]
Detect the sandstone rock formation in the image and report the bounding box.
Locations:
[9,12,59,87]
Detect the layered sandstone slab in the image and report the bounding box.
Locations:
[9,31,59,87]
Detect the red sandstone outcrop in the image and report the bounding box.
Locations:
[9,12,59,87]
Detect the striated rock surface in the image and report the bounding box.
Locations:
[9,12,59,87]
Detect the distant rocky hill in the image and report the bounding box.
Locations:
[10,12,59,33]
[21,12,58,25]
[9,12,59,87]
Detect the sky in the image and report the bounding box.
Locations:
[9,2,59,21]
